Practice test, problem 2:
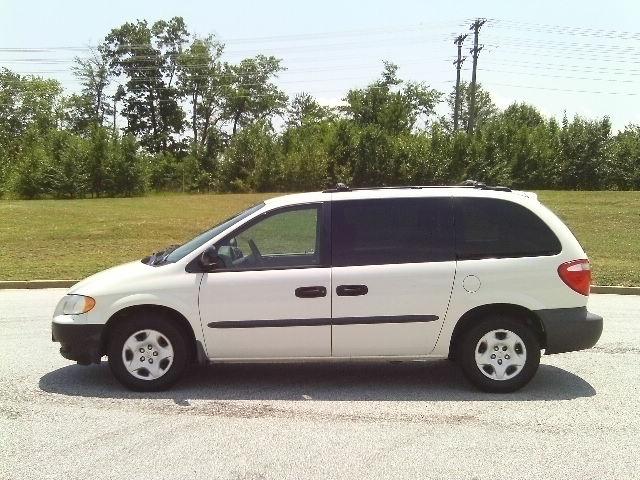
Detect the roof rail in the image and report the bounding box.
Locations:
[459,179,485,188]
[322,182,351,193]
[322,180,511,193]
[459,179,512,192]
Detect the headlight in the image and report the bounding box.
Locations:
[61,295,96,315]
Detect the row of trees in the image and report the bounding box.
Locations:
[1,17,639,199]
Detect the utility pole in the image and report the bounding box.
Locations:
[467,18,486,134]
[453,34,467,132]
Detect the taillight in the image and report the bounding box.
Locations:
[558,259,591,296]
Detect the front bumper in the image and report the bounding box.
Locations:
[51,322,104,365]
[537,307,603,354]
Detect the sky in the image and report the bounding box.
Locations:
[1,0,639,131]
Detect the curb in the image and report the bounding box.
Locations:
[0,280,77,289]
[589,285,640,295]
[0,280,639,295]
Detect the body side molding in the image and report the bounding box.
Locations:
[208,314,439,329]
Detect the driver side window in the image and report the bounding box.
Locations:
[215,205,321,271]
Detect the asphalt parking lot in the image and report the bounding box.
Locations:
[1,289,638,480]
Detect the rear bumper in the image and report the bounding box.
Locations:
[51,322,104,365]
[536,307,603,354]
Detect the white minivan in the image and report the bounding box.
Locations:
[52,183,603,393]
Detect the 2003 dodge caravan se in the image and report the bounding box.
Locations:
[52,182,603,393]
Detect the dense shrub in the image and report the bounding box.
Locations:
[2,98,640,199]
[218,121,282,192]
[106,134,146,196]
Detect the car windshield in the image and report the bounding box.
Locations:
[161,202,265,264]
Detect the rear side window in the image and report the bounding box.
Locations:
[332,197,455,267]
[455,197,561,260]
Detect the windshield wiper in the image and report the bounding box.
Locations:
[145,244,180,266]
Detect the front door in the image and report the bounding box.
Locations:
[330,196,457,357]
[199,203,331,359]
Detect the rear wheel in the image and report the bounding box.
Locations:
[107,313,190,391]
[458,316,540,393]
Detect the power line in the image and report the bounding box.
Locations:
[481,34,638,54]
[4,52,640,90]
[0,19,469,52]
[12,53,640,80]
[478,67,638,84]
[218,21,468,45]
[0,34,451,65]
[488,18,640,41]
[9,58,456,77]
[481,58,640,76]
[489,82,640,97]
[2,16,640,108]
[484,43,640,62]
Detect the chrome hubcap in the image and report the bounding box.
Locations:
[121,329,174,380]
[475,329,526,381]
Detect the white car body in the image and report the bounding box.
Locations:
[52,185,603,391]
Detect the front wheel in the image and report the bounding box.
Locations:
[107,313,190,391]
[458,316,540,393]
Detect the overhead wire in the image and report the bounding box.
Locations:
[487,18,640,41]
[1,17,639,103]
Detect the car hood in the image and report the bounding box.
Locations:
[68,260,156,296]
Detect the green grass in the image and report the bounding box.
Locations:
[1,191,639,285]
[0,193,276,281]
[237,207,318,254]
[537,191,640,287]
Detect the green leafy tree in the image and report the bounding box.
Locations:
[343,61,441,135]
[445,81,497,133]
[281,119,335,190]
[334,62,442,186]
[72,49,112,126]
[0,69,62,156]
[286,92,332,128]
[178,154,207,192]
[221,55,287,135]
[0,70,63,194]
[102,17,188,153]
[107,134,146,196]
[396,129,447,186]
[87,126,110,197]
[178,36,225,149]
[62,93,96,134]
[11,131,56,199]
[148,152,181,191]
[3,15,640,198]
[609,126,640,189]
[48,130,90,198]
[219,121,281,191]
[559,116,611,189]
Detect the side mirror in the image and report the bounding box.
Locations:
[199,247,226,272]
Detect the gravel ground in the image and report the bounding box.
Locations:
[0,289,638,480]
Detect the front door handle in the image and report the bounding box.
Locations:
[295,286,327,298]
[336,284,368,296]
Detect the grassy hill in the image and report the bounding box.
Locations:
[1,190,638,285]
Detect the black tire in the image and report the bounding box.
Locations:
[107,312,190,391]
[457,315,540,393]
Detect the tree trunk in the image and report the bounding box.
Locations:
[232,111,241,136]
[200,101,212,147]
[192,91,198,147]
[149,89,159,152]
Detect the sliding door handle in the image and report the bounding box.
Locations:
[295,286,327,298]
[336,284,368,296]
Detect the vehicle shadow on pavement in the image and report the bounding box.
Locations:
[38,360,596,402]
